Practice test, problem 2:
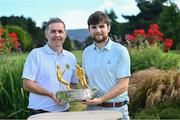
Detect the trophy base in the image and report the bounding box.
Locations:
[56,88,98,103]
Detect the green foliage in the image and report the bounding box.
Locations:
[124,0,165,31]
[129,45,180,72]
[27,19,45,48]
[158,3,180,50]
[0,53,28,119]
[72,50,83,65]
[63,36,72,51]
[105,9,125,37]
[5,25,32,51]
[105,9,118,22]
[84,36,93,49]
[0,27,19,54]
[72,40,82,50]
[124,0,180,50]
[0,16,45,50]
[133,101,180,119]
[0,50,179,119]
[133,108,159,119]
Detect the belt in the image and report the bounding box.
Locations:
[96,101,127,107]
[30,109,49,112]
[29,109,49,116]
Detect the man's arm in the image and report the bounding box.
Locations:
[101,77,129,102]
[83,77,129,105]
[23,79,61,104]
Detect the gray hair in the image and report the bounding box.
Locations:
[45,17,66,31]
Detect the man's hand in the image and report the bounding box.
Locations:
[50,93,65,104]
[81,98,103,105]
[23,79,66,104]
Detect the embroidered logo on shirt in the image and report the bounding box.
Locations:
[107,60,111,64]
[65,64,70,70]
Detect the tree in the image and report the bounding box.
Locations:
[63,36,72,51]
[123,0,180,49]
[0,16,45,50]
[105,9,117,22]
[84,36,93,48]
[158,3,180,49]
[123,0,166,32]
[27,17,45,48]
[105,9,125,37]
[73,40,81,50]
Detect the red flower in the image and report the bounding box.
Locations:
[126,23,174,52]
[8,32,19,49]
[164,39,173,48]
[147,24,164,45]
[0,43,3,49]
[0,28,19,54]
[127,34,135,41]
[133,29,146,38]
[149,24,159,30]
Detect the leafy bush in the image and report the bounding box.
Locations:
[5,25,32,51]
[0,28,19,54]
[129,46,180,72]
[63,36,72,51]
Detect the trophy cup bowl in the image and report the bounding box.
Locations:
[56,88,98,103]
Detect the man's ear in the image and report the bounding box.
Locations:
[108,25,111,33]
[65,31,67,38]
[45,30,48,38]
[88,27,90,32]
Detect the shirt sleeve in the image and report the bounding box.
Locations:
[22,50,39,81]
[116,47,131,79]
[82,50,87,70]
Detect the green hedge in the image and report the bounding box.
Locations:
[129,46,180,72]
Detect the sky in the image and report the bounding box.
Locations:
[0,0,180,30]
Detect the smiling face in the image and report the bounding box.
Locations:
[88,22,110,43]
[45,22,67,51]
[87,11,111,44]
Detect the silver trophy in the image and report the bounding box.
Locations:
[56,88,98,103]
[56,64,97,102]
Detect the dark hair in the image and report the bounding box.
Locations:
[87,11,110,27]
[45,17,66,31]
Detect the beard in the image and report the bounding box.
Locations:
[92,35,108,43]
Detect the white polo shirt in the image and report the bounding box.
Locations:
[82,39,131,102]
[22,44,78,112]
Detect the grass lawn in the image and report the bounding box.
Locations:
[72,50,83,65]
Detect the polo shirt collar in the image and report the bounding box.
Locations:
[93,38,113,51]
[44,44,65,56]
